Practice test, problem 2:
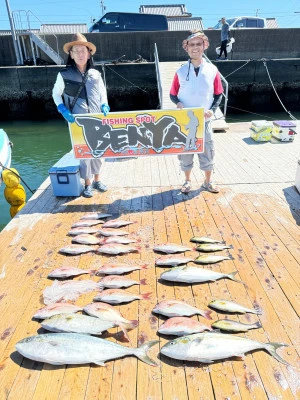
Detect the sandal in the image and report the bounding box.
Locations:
[202,181,220,193]
[181,181,192,193]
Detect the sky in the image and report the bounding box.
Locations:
[1,0,300,31]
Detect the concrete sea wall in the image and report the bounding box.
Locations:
[0,28,299,120]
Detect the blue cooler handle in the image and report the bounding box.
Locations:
[57,170,69,184]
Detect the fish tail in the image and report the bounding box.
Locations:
[122,319,139,330]
[201,309,213,320]
[135,340,159,366]
[140,278,147,285]
[141,292,152,300]
[254,307,263,315]
[228,271,243,283]
[118,323,131,342]
[254,321,262,329]
[264,342,290,365]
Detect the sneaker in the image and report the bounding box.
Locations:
[93,181,107,192]
[82,185,93,198]
[224,57,228,61]
[216,57,221,61]
[202,181,220,193]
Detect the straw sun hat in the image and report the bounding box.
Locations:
[63,33,96,55]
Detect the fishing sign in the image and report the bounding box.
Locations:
[68,108,204,159]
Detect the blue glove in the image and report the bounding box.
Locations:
[101,103,110,116]
[57,103,75,123]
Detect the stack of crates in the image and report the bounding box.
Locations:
[250,120,273,141]
[272,120,297,142]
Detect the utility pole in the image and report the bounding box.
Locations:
[5,0,22,65]
[255,9,260,16]
[100,0,106,16]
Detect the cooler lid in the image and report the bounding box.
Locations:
[49,165,79,174]
[273,120,297,128]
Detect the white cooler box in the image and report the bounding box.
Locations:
[49,151,83,197]
[250,120,273,141]
[272,120,297,141]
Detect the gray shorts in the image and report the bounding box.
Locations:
[80,158,102,180]
[178,121,215,172]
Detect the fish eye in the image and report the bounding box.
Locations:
[170,341,175,345]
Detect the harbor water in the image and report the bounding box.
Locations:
[0,111,299,231]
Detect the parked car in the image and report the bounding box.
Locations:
[89,12,168,32]
[209,16,267,30]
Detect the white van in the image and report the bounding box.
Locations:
[212,16,267,30]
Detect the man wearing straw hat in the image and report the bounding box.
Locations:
[52,33,110,198]
[170,30,223,194]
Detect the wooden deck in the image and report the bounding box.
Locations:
[0,122,299,400]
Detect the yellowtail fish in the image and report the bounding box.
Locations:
[68,227,100,236]
[16,333,159,366]
[102,219,136,228]
[155,254,194,266]
[83,302,138,341]
[160,266,242,284]
[80,213,112,220]
[209,299,262,314]
[158,316,213,336]
[41,313,116,335]
[71,220,104,228]
[212,319,262,333]
[72,234,101,245]
[190,236,224,244]
[94,289,151,304]
[98,228,129,236]
[96,243,141,255]
[99,275,147,289]
[59,244,97,255]
[160,331,289,365]
[196,244,233,253]
[153,243,193,254]
[152,300,212,320]
[194,254,234,264]
[33,303,83,319]
[96,263,148,275]
[47,265,94,278]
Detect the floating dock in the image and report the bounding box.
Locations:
[0,122,299,399]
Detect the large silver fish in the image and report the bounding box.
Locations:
[16,333,159,366]
[152,300,212,320]
[160,331,289,365]
[209,299,262,315]
[98,228,129,237]
[160,266,242,284]
[41,313,116,335]
[98,236,138,245]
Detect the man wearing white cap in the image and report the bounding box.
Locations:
[170,30,223,193]
[52,33,109,198]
